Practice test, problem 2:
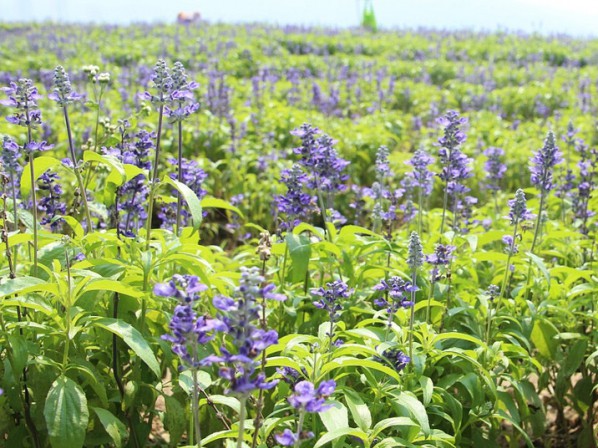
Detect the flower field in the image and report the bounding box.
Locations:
[0,22,596,447]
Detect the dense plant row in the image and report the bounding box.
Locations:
[0,22,596,448]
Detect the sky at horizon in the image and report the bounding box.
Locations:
[3,0,598,37]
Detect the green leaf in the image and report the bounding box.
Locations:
[20,156,61,197]
[179,370,213,395]
[90,317,160,377]
[313,427,368,448]
[343,388,372,431]
[527,252,550,287]
[319,400,348,432]
[163,396,186,445]
[83,151,127,186]
[162,176,203,231]
[93,407,127,448]
[560,337,587,377]
[530,318,558,359]
[371,417,420,439]
[201,197,244,218]
[320,357,400,381]
[199,395,240,413]
[392,392,430,436]
[285,233,311,283]
[418,376,433,406]
[433,332,487,348]
[44,375,89,448]
[0,276,46,297]
[80,279,143,299]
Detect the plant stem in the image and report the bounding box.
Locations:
[251,260,268,448]
[237,396,247,448]
[408,269,417,363]
[175,120,183,236]
[417,188,424,236]
[93,88,103,153]
[145,104,164,250]
[62,106,93,233]
[426,278,436,324]
[439,179,449,236]
[525,192,546,300]
[530,192,546,255]
[192,368,202,447]
[293,411,306,448]
[28,156,38,276]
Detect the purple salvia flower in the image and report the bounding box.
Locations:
[275,429,299,446]
[274,164,316,231]
[375,145,392,181]
[156,275,223,367]
[204,267,283,395]
[405,148,435,196]
[164,61,199,122]
[407,231,424,271]
[37,170,66,231]
[49,66,82,106]
[312,280,352,323]
[373,277,417,328]
[572,144,597,234]
[530,131,562,193]
[426,244,456,282]
[1,78,43,128]
[1,136,22,176]
[287,380,336,413]
[486,284,500,302]
[483,147,506,191]
[374,347,410,372]
[292,124,350,197]
[502,235,518,255]
[142,59,173,106]
[508,189,532,224]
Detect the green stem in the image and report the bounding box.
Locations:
[408,269,417,363]
[62,106,93,233]
[175,120,183,236]
[439,179,449,236]
[417,188,424,236]
[145,104,165,250]
[426,278,435,324]
[293,411,306,448]
[525,192,546,300]
[192,368,202,447]
[530,192,546,255]
[237,396,247,448]
[62,250,72,372]
[28,156,38,277]
[93,88,103,153]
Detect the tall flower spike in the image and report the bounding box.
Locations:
[508,189,532,224]
[530,131,563,193]
[405,148,435,196]
[204,267,284,395]
[142,59,173,106]
[407,231,424,271]
[483,147,506,191]
[1,78,43,128]
[49,66,82,106]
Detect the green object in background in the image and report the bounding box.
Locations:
[362,0,377,32]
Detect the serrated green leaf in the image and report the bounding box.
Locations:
[90,317,160,377]
[343,388,372,431]
[93,407,127,448]
[44,375,89,448]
